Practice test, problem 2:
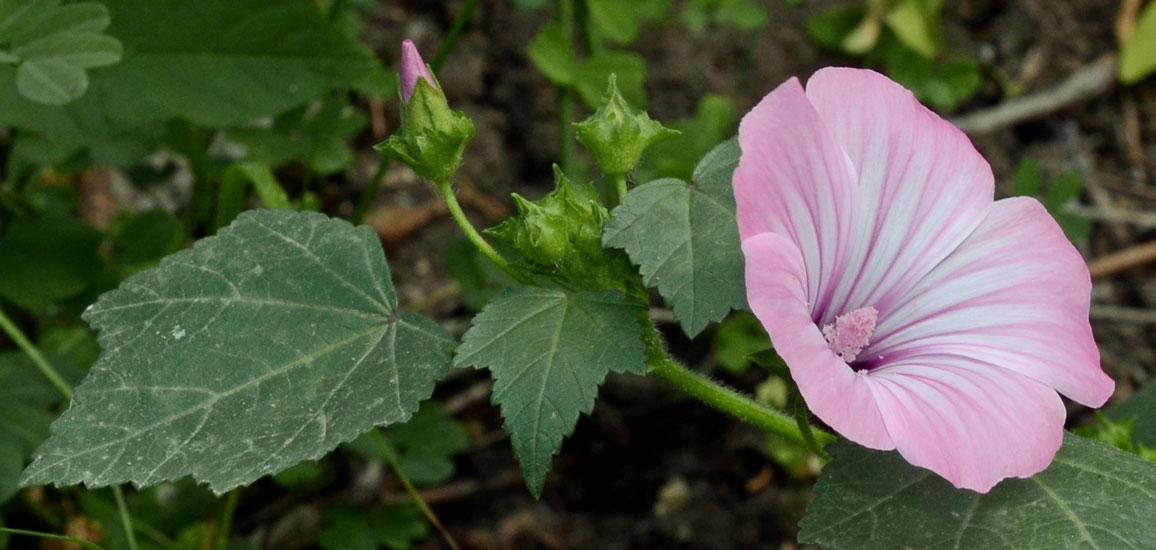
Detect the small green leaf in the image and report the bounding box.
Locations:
[714,0,769,32]
[12,32,121,67]
[587,0,639,44]
[1107,381,1156,447]
[319,503,428,550]
[713,312,770,375]
[110,209,186,271]
[1045,170,1085,208]
[1075,412,1141,456]
[639,93,738,181]
[884,0,941,58]
[16,57,86,105]
[527,22,577,86]
[0,1,122,105]
[348,400,469,486]
[0,213,102,309]
[231,97,367,174]
[1012,158,1043,197]
[884,48,981,111]
[2,2,111,43]
[1120,1,1156,83]
[385,401,468,485]
[806,6,866,52]
[575,51,646,109]
[21,210,454,493]
[604,138,746,337]
[799,434,1156,549]
[455,287,646,496]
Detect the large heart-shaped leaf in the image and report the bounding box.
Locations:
[604,138,746,337]
[21,210,453,493]
[799,433,1156,549]
[455,287,646,496]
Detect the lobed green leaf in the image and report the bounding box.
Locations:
[604,138,746,337]
[21,210,454,493]
[455,287,646,496]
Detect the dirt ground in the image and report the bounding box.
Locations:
[306,1,1156,548]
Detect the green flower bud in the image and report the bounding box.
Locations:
[573,74,680,176]
[488,166,639,293]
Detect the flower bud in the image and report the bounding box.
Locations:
[400,39,436,103]
[375,40,475,184]
[488,166,639,292]
[573,74,679,176]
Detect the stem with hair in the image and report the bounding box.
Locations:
[643,321,836,449]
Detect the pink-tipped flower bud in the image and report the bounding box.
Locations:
[376,40,475,184]
[400,39,436,103]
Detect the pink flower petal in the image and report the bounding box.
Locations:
[803,68,994,324]
[743,232,893,450]
[868,355,1065,492]
[734,77,857,312]
[867,197,1114,407]
[400,39,436,103]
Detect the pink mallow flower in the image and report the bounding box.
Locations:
[400,39,437,103]
[735,68,1115,492]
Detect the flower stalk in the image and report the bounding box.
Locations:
[434,179,531,285]
[643,321,836,449]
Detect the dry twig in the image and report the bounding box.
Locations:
[951,55,1117,135]
[1088,240,1156,279]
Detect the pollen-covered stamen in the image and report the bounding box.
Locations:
[821,306,878,363]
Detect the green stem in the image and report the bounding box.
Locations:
[556,0,579,176]
[112,486,139,550]
[612,173,628,205]
[577,0,601,56]
[173,120,214,233]
[373,430,462,550]
[0,304,71,400]
[557,88,579,177]
[431,0,483,72]
[215,490,239,550]
[434,179,531,285]
[643,323,836,449]
[0,527,109,550]
[353,157,389,225]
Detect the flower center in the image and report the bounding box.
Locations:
[821,306,878,364]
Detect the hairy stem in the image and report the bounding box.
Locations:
[112,486,139,550]
[373,429,462,550]
[431,0,483,72]
[612,173,628,205]
[643,322,836,449]
[0,304,71,400]
[434,179,531,284]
